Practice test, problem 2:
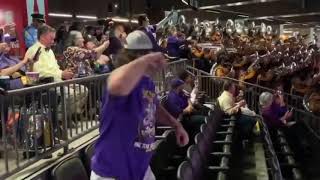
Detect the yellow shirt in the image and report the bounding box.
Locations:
[218,91,235,115]
[26,42,62,82]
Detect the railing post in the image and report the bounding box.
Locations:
[60,86,68,155]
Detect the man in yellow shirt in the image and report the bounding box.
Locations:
[218,81,245,115]
[25,25,73,81]
[25,25,87,127]
[218,81,256,142]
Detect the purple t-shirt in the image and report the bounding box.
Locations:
[91,76,158,180]
[105,36,123,56]
[261,102,287,129]
[0,53,25,89]
[165,90,189,118]
[167,36,185,58]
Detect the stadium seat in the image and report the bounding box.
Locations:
[83,142,95,175]
[177,161,193,180]
[51,156,88,180]
[187,145,204,179]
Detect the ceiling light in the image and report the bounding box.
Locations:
[76,15,97,20]
[48,13,72,18]
[112,17,129,22]
[112,17,138,23]
[238,14,249,18]
[285,21,293,24]
[283,30,293,33]
[181,0,189,5]
[114,4,118,8]
[265,18,273,22]
[206,10,220,14]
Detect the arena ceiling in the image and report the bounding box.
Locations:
[48,0,320,27]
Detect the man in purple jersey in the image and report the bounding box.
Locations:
[91,30,189,180]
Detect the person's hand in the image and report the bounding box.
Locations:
[100,35,109,43]
[184,104,194,114]
[143,52,167,72]
[102,40,110,49]
[0,43,7,53]
[62,69,74,80]
[238,100,246,107]
[121,32,127,39]
[281,110,293,124]
[285,110,293,119]
[22,56,31,64]
[175,124,189,147]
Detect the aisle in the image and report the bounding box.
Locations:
[229,139,268,180]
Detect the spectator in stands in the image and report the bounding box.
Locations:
[95,26,104,42]
[165,77,205,136]
[26,25,87,123]
[218,81,256,138]
[54,25,68,55]
[259,91,311,159]
[166,27,186,58]
[85,26,96,38]
[103,19,114,35]
[165,78,192,118]
[104,23,126,57]
[69,21,83,33]
[138,15,163,52]
[84,37,113,73]
[91,30,189,180]
[218,81,245,115]
[0,43,29,89]
[26,25,73,82]
[24,13,45,49]
[211,51,234,77]
[178,69,194,93]
[259,91,293,129]
[63,31,110,76]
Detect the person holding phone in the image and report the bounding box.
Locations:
[259,91,293,129]
[260,91,312,160]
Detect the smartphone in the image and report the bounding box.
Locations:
[33,47,42,62]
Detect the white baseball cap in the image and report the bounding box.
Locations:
[124,30,153,50]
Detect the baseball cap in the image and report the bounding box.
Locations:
[171,78,185,89]
[124,30,153,50]
[31,13,45,23]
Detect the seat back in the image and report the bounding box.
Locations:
[51,156,88,180]
[177,161,193,180]
[83,142,95,175]
[187,145,203,179]
[150,139,170,176]
[195,133,210,163]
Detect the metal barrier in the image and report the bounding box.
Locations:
[186,65,320,141]
[154,58,191,94]
[0,58,189,179]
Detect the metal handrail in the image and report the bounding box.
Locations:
[0,58,190,179]
[186,65,320,141]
